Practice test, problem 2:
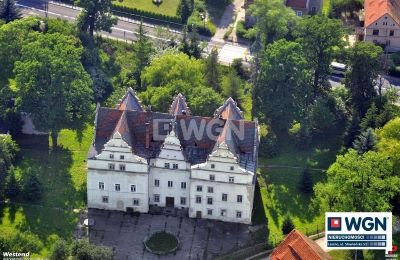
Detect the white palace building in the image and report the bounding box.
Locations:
[87,88,259,224]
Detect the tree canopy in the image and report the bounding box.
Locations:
[0,0,21,23]
[14,33,93,147]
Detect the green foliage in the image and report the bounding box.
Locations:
[345,42,383,117]
[45,18,77,36]
[180,0,194,23]
[14,32,93,146]
[76,0,117,37]
[376,117,400,174]
[111,4,181,24]
[299,168,313,194]
[204,47,220,91]
[187,11,216,36]
[70,239,113,260]
[231,58,248,79]
[0,229,43,253]
[295,15,345,96]
[353,128,377,154]
[236,20,253,40]
[221,70,243,102]
[188,87,224,116]
[133,21,154,89]
[0,0,21,23]
[255,39,312,133]
[330,0,363,19]
[314,149,400,212]
[50,239,69,260]
[310,97,337,136]
[249,0,297,46]
[0,134,19,172]
[22,171,42,202]
[259,131,279,158]
[282,216,295,235]
[5,169,19,198]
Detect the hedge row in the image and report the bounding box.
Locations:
[54,0,182,24]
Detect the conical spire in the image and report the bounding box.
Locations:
[214,97,243,120]
[112,111,132,146]
[116,87,144,111]
[170,93,190,116]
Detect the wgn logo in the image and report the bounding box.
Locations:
[327,216,387,232]
[326,212,392,253]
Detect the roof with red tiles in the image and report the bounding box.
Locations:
[214,97,244,120]
[89,90,259,172]
[170,93,191,116]
[364,0,400,27]
[270,230,332,260]
[116,87,144,111]
[286,0,308,9]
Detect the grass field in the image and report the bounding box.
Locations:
[113,0,181,17]
[0,125,94,256]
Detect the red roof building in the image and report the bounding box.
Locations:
[270,230,332,260]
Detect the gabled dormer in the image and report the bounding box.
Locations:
[116,87,144,111]
[214,97,243,120]
[170,93,191,116]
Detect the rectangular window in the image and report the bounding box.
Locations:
[109,154,114,159]
[133,199,139,206]
[211,164,215,169]
[154,194,160,202]
[209,175,215,181]
[115,184,120,191]
[154,179,160,187]
[237,195,243,203]
[120,155,124,160]
[222,193,228,201]
[102,196,108,203]
[296,11,303,16]
[207,209,213,215]
[180,197,186,205]
[207,197,213,205]
[196,196,202,204]
[236,211,242,218]
[168,181,173,188]
[130,185,136,192]
[173,163,178,169]
[390,30,394,36]
[207,187,214,193]
[373,29,379,36]
[220,209,227,217]
[229,177,234,183]
[99,182,104,190]
[196,185,203,192]
[181,182,187,189]
[119,164,126,171]
[164,163,170,168]
[230,166,234,171]
[108,163,115,170]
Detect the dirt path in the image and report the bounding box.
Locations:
[211,0,245,43]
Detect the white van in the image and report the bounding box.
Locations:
[331,62,347,77]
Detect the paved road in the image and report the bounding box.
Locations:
[16,0,252,64]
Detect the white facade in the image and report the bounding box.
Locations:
[87,132,149,213]
[364,15,400,52]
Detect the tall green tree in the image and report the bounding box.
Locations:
[0,0,21,23]
[221,70,243,102]
[296,16,345,97]
[345,42,383,117]
[133,20,153,89]
[204,47,220,91]
[255,39,312,133]
[14,33,93,148]
[353,128,377,154]
[76,0,117,38]
[249,0,297,46]
[0,134,19,174]
[314,149,400,212]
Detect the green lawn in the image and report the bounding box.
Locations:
[113,0,181,17]
[0,125,94,256]
[258,167,326,245]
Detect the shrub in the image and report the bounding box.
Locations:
[0,229,43,253]
[71,240,113,260]
[236,20,253,40]
[290,122,312,150]
[259,132,279,158]
[22,172,42,202]
[187,12,216,36]
[112,4,181,24]
[5,169,19,199]
[299,168,313,194]
[282,216,295,235]
[50,239,69,260]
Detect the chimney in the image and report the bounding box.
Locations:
[145,122,150,149]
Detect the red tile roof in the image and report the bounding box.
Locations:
[270,230,332,260]
[365,0,400,27]
[286,0,308,9]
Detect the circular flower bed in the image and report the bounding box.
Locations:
[144,231,179,255]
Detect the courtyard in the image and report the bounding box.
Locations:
[87,209,265,259]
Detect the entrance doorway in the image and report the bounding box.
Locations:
[166,197,175,207]
[126,207,134,213]
[196,211,202,218]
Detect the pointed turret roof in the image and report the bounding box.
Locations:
[213,119,240,156]
[112,111,132,146]
[116,87,144,111]
[170,93,191,116]
[214,97,243,120]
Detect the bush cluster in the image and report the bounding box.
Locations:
[112,5,182,24]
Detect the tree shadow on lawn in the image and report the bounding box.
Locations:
[261,168,325,233]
